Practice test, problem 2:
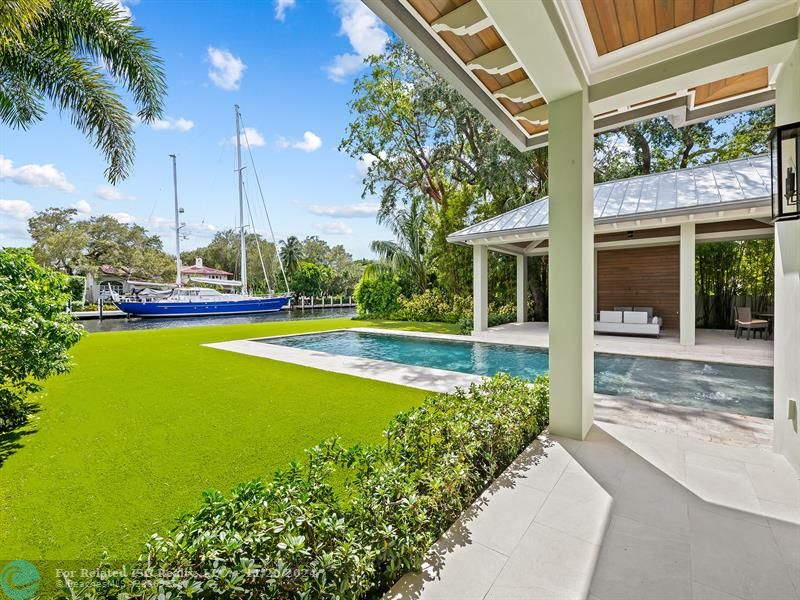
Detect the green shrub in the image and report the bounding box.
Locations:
[392,289,472,323]
[458,304,518,334]
[67,374,549,599]
[0,249,84,432]
[354,273,402,317]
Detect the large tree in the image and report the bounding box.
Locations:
[0,0,167,182]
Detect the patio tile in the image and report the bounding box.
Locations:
[460,473,548,556]
[612,460,691,536]
[688,504,799,600]
[767,517,800,594]
[532,462,614,545]
[484,584,582,600]
[589,516,692,600]
[506,438,573,493]
[685,454,763,515]
[758,499,800,524]
[490,523,599,598]
[745,462,800,505]
[691,581,745,600]
[386,536,507,600]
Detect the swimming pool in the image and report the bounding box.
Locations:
[262,330,774,418]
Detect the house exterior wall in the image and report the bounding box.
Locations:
[597,245,680,329]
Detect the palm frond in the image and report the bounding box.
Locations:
[4,42,134,182]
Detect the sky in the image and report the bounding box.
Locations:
[0,0,393,258]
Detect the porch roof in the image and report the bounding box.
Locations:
[448,154,771,244]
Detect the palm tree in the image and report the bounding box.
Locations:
[279,236,303,277]
[368,197,427,293]
[0,0,166,183]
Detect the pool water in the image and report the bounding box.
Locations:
[263,330,774,418]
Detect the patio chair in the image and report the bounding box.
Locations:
[734,307,768,340]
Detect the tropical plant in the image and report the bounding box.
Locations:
[290,261,326,297]
[65,374,549,599]
[0,0,167,182]
[279,235,303,277]
[368,196,428,294]
[353,272,402,317]
[0,248,84,432]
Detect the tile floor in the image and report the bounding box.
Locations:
[388,424,800,600]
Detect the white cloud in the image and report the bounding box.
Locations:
[0,155,76,192]
[95,185,136,201]
[0,199,34,222]
[308,202,378,217]
[274,0,296,21]
[277,131,322,152]
[73,200,93,215]
[108,211,136,224]
[326,0,389,82]
[228,127,266,148]
[0,199,34,244]
[207,47,246,91]
[150,117,195,132]
[315,221,353,235]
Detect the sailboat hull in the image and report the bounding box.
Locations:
[114,295,291,318]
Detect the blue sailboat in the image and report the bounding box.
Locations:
[114,106,292,318]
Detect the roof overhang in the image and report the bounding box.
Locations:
[365,0,800,151]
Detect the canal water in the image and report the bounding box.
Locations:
[81,307,357,332]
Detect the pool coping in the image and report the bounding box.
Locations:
[204,328,773,449]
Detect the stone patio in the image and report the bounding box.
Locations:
[472,322,774,368]
[388,423,800,600]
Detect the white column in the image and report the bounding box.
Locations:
[679,222,696,346]
[547,90,594,440]
[516,255,527,323]
[774,27,800,470]
[473,244,488,332]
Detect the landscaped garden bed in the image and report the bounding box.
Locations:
[61,373,549,598]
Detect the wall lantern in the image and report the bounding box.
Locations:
[770,121,800,222]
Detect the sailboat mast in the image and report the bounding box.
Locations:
[235,105,248,295]
[170,154,181,287]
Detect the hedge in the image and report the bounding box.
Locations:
[65,374,549,599]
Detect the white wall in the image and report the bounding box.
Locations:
[773,26,800,472]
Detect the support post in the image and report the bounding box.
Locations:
[473,245,488,332]
[516,255,527,323]
[547,90,594,440]
[680,222,696,346]
[773,28,800,471]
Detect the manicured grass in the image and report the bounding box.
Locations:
[0,318,458,567]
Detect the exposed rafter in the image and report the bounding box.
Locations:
[493,79,542,103]
[431,0,491,37]
[514,104,549,126]
[467,46,520,75]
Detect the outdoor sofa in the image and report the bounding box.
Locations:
[594,306,662,337]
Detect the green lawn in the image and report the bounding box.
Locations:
[0,318,457,568]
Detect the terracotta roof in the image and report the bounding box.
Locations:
[99,265,131,276]
[180,265,233,276]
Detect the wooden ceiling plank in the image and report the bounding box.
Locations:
[580,0,609,55]
[653,0,674,33]
[634,0,657,39]
[675,0,694,26]
[694,0,715,19]
[712,0,734,12]
[595,0,625,52]
[614,0,640,46]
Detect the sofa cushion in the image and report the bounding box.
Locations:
[600,310,623,323]
[624,311,648,324]
[634,306,654,319]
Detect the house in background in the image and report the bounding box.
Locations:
[180,257,233,285]
[84,265,134,303]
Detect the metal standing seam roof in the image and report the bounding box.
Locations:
[448,154,772,242]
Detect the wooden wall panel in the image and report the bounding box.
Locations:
[597,245,680,329]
